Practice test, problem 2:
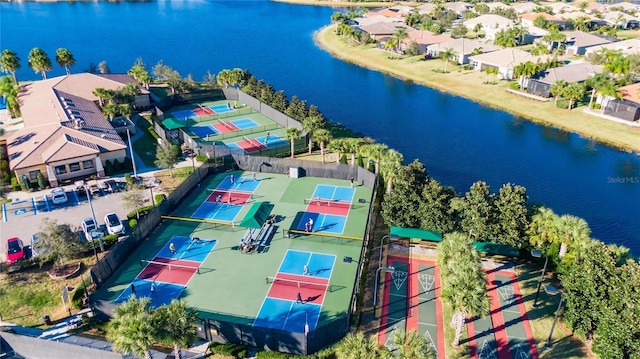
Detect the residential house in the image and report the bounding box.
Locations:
[416,3,437,16]
[355,17,409,41]
[547,2,579,15]
[585,38,640,56]
[610,2,640,13]
[463,14,514,41]
[401,29,453,54]
[443,1,473,16]
[597,82,640,122]
[7,73,149,187]
[486,2,510,12]
[562,31,616,56]
[518,13,572,30]
[511,2,538,14]
[527,62,602,97]
[602,11,640,29]
[364,5,413,19]
[426,38,502,65]
[585,1,607,14]
[558,11,595,22]
[468,48,549,80]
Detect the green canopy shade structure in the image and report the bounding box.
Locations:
[390,226,443,242]
[473,242,520,258]
[240,202,275,229]
[162,118,186,130]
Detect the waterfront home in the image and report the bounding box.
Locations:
[364,5,413,19]
[7,73,149,186]
[562,31,616,56]
[527,62,602,97]
[595,82,640,122]
[443,1,473,16]
[401,29,453,54]
[425,38,501,65]
[356,17,409,41]
[602,11,640,29]
[468,48,549,80]
[584,38,640,57]
[463,14,514,41]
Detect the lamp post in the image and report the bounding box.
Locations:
[85,183,99,263]
[126,128,137,179]
[373,265,395,319]
[544,285,564,348]
[531,249,549,308]
[378,234,399,269]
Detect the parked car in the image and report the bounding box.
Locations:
[88,180,101,196]
[51,188,68,204]
[104,213,125,235]
[102,179,120,194]
[75,180,87,197]
[81,217,102,242]
[6,237,26,264]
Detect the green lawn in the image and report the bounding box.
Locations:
[133,116,158,168]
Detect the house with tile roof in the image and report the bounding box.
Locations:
[527,62,602,97]
[468,48,549,80]
[518,12,572,30]
[596,82,640,122]
[584,38,640,56]
[401,29,453,54]
[602,10,640,29]
[355,16,408,41]
[562,31,616,55]
[463,14,515,41]
[425,38,502,64]
[7,73,150,187]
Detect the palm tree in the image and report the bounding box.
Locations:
[334,332,389,359]
[380,149,403,194]
[102,103,118,121]
[345,138,366,166]
[107,296,156,359]
[285,127,301,158]
[440,48,455,73]
[55,48,75,75]
[0,49,21,85]
[562,82,585,110]
[0,76,20,118]
[587,72,612,109]
[437,232,489,347]
[528,207,559,249]
[118,104,133,120]
[549,80,568,105]
[513,61,540,89]
[128,58,153,89]
[92,87,112,107]
[155,300,198,359]
[392,28,408,53]
[360,143,388,174]
[327,138,350,163]
[391,330,436,359]
[555,214,591,258]
[27,47,52,80]
[302,115,324,154]
[312,128,332,163]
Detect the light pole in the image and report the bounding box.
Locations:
[126,128,137,179]
[373,265,395,319]
[545,284,564,348]
[531,249,549,308]
[85,183,99,263]
[378,234,399,269]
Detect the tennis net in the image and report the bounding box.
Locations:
[243,135,263,149]
[265,276,334,292]
[304,198,353,209]
[219,119,234,130]
[140,259,200,274]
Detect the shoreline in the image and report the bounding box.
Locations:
[313,24,640,154]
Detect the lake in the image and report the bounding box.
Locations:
[2,0,639,254]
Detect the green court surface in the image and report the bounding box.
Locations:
[379,259,409,350]
[92,171,372,328]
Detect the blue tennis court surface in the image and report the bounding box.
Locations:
[230,118,258,129]
[156,236,217,262]
[312,185,355,202]
[217,175,261,192]
[278,250,335,279]
[257,135,287,149]
[192,202,243,222]
[114,279,185,308]
[171,110,197,120]
[254,298,321,333]
[191,125,218,138]
[210,104,232,113]
[298,213,347,235]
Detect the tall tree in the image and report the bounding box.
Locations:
[334,332,389,359]
[312,128,332,163]
[493,183,529,247]
[27,47,52,79]
[440,47,455,73]
[381,160,428,228]
[121,188,146,219]
[0,76,20,118]
[360,143,388,175]
[155,141,180,178]
[0,49,21,84]
[379,148,404,194]
[107,297,156,359]
[55,48,76,75]
[302,115,325,154]
[327,138,351,164]
[155,300,198,359]
[458,181,495,241]
[562,82,585,110]
[391,330,436,359]
[437,232,490,347]
[418,178,457,233]
[34,218,85,267]
[555,214,591,258]
[549,79,568,105]
[128,58,153,89]
[285,127,301,159]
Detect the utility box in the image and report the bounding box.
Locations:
[289,167,299,178]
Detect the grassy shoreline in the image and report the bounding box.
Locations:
[314,24,640,154]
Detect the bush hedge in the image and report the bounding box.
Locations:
[148,126,160,140]
[127,205,155,220]
[154,193,166,205]
[70,280,87,310]
[209,342,247,358]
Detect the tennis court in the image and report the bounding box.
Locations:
[191,175,259,221]
[253,250,335,333]
[171,109,198,121]
[210,104,233,113]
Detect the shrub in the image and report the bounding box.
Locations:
[112,158,122,172]
[125,173,134,186]
[255,351,292,359]
[339,154,347,164]
[20,175,30,191]
[209,342,247,358]
[556,99,570,109]
[148,126,160,140]
[129,219,138,228]
[356,154,364,168]
[123,157,133,171]
[195,154,210,163]
[127,205,154,220]
[593,103,602,110]
[104,160,113,174]
[102,234,119,248]
[154,193,166,206]
[37,172,48,190]
[70,280,87,310]
[508,82,520,90]
[11,177,21,191]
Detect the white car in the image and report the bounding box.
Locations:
[51,188,68,204]
[81,217,101,242]
[104,213,125,235]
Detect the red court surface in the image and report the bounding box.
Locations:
[206,190,251,205]
[267,272,328,304]
[137,257,199,286]
[193,107,214,117]
[236,139,266,153]
[305,200,350,216]
[213,122,239,133]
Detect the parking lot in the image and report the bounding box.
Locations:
[1,181,145,262]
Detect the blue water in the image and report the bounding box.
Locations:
[2,1,639,253]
